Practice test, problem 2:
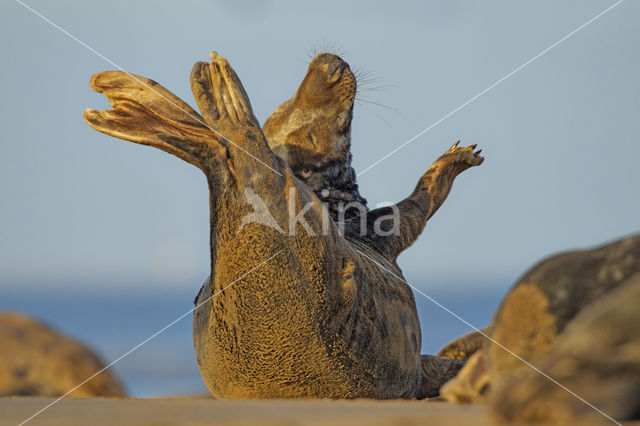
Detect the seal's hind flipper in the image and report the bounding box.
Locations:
[189,52,280,183]
[84,71,225,169]
[190,52,257,129]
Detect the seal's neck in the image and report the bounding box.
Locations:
[313,152,368,223]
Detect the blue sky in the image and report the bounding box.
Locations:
[1,0,638,295]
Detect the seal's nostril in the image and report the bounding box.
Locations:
[326,61,341,76]
[327,63,348,83]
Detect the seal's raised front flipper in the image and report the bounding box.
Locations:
[362,142,483,261]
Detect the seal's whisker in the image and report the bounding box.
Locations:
[296,55,310,66]
[357,78,386,88]
[356,101,393,128]
[307,42,348,60]
[355,97,404,118]
[305,46,313,62]
[357,85,398,93]
[353,69,381,84]
[328,41,348,58]
[307,43,318,60]
[353,68,395,97]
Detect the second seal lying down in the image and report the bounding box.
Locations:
[84,51,482,399]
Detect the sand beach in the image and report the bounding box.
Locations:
[1,398,491,426]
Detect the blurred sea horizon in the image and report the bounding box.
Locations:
[1,279,505,398]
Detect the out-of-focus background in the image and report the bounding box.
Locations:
[1,0,638,397]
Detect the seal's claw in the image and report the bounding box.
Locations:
[441,142,484,168]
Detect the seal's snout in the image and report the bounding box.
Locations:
[296,53,355,106]
[309,53,350,83]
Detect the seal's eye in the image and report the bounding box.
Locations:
[299,167,312,178]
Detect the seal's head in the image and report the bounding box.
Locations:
[263,53,365,215]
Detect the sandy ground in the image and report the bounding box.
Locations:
[1,397,490,425]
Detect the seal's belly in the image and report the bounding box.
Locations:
[192,259,422,399]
